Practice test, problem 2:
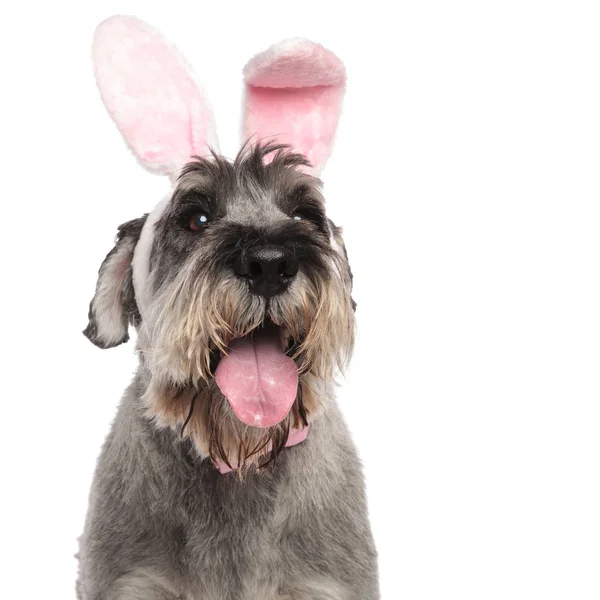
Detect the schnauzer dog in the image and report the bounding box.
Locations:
[77,16,379,600]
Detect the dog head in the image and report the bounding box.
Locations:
[84,16,353,471]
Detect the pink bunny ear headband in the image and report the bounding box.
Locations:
[92,15,346,180]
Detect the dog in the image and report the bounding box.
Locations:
[77,16,379,600]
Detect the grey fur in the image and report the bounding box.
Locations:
[77,374,378,600]
[77,144,379,599]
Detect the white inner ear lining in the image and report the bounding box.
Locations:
[132,195,170,317]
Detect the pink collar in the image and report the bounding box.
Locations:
[213,425,309,474]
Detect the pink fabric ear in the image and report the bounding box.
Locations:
[243,39,346,174]
[93,16,217,179]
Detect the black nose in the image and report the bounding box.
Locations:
[234,245,299,297]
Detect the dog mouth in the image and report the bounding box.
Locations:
[213,319,301,429]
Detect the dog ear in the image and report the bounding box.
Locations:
[92,15,218,180]
[83,216,148,349]
[242,39,346,175]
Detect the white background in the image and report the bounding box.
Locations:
[1,1,599,598]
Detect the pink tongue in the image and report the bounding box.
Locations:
[215,327,299,428]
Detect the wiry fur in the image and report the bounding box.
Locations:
[77,377,379,600]
[146,374,323,472]
[78,144,379,599]
[137,144,355,471]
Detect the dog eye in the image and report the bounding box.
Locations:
[291,205,323,224]
[292,210,310,222]
[290,207,328,235]
[188,213,209,231]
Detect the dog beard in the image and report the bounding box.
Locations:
[138,251,354,473]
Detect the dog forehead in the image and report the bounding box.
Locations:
[224,189,287,225]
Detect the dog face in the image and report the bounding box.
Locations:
[146,143,354,384]
[88,19,351,471]
[85,144,355,470]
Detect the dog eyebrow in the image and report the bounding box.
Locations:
[287,183,313,203]
[175,189,215,209]
[278,183,317,213]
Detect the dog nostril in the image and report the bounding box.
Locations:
[249,260,262,279]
